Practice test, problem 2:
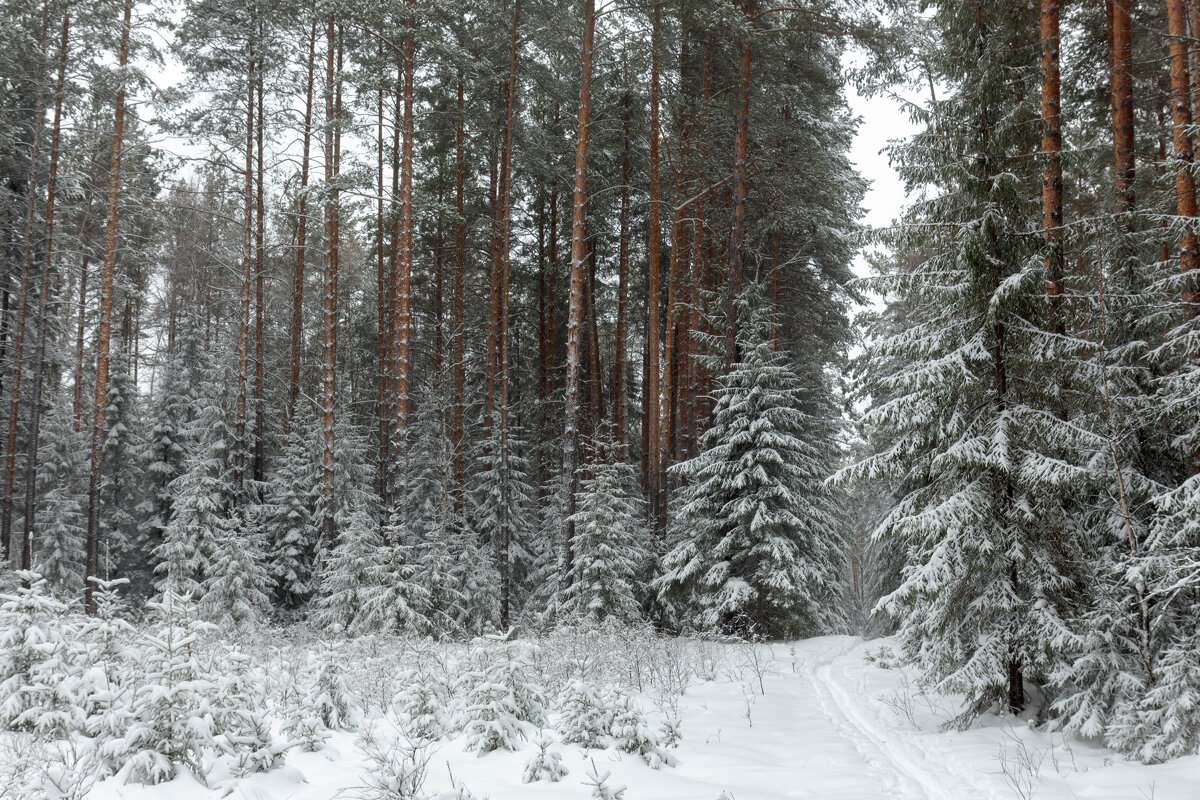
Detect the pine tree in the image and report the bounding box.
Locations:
[657,290,844,638]
[200,501,273,628]
[101,362,144,589]
[312,503,384,633]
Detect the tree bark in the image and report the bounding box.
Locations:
[253,17,267,485]
[84,0,132,614]
[1041,0,1064,337]
[376,36,388,499]
[1169,0,1200,320]
[1111,0,1134,216]
[725,0,754,370]
[559,0,596,606]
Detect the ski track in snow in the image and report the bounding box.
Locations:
[805,641,997,800]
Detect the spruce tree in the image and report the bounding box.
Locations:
[34,402,87,597]
[657,290,844,639]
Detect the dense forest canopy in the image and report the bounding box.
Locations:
[2,0,1200,766]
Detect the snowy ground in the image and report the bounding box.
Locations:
[68,635,1200,800]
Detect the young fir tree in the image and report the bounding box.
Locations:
[34,402,88,597]
[263,407,321,609]
[0,572,71,731]
[101,361,145,589]
[563,436,648,625]
[200,500,273,628]
[657,288,845,639]
[468,422,536,629]
[138,314,204,568]
[847,0,1089,721]
[312,503,384,633]
[154,361,237,601]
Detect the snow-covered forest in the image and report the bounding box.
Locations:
[1,0,1199,796]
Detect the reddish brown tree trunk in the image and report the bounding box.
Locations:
[1169,0,1200,320]
[84,0,132,614]
[376,36,388,498]
[559,0,596,604]
[1041,0,1064,337]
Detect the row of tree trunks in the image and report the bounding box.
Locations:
[644,0,663,532]
[286,19,317,438]
[19,7,69,570]
[2,0,50,562]
[559,0,596,605]
[497,0,522,630]
[84,0,133,614]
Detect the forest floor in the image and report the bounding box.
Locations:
[72,636,1200,800]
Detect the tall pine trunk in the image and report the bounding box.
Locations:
[84,0,132,614]
[1168,0,1200,320]
[615,87,632,460]
[452,77,466,501]
[253,18,267,484]
[559,0,596,606]
[234,50,254,494]
[1041,0,1063,337]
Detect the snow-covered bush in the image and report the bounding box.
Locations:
[211,647,284,777]
[281,682,332,753]
[608,689,673,768]
[353,723,431,800]
[0,571,73,733]
[78,578,137,776]
[583,761,626,800]
[556,678,609,748]
[308,640,361,731]
[116,591,218,785]
[455,639,546,754]
[522,736,568,783]
[392,664,446,740]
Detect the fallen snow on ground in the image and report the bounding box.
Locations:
[77,636,1200,800]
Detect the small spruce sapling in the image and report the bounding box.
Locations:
[522,735,568,783]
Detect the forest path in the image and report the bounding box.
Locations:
[800,638,1001,800]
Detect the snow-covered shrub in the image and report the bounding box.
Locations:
[608,690,673,768]
[0,571,73,732]
[281,683,332,753]
[308,640,361,731]
[455,639,546,754]
[660,715,682,748]
[583,761,626,800]
[522,736,568,783]
[392,664,446,740]
[78,578,137,776]
[116,591,218,785]
[211,647,285,777]
[556,678,609,748]
[353,723,431,800]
